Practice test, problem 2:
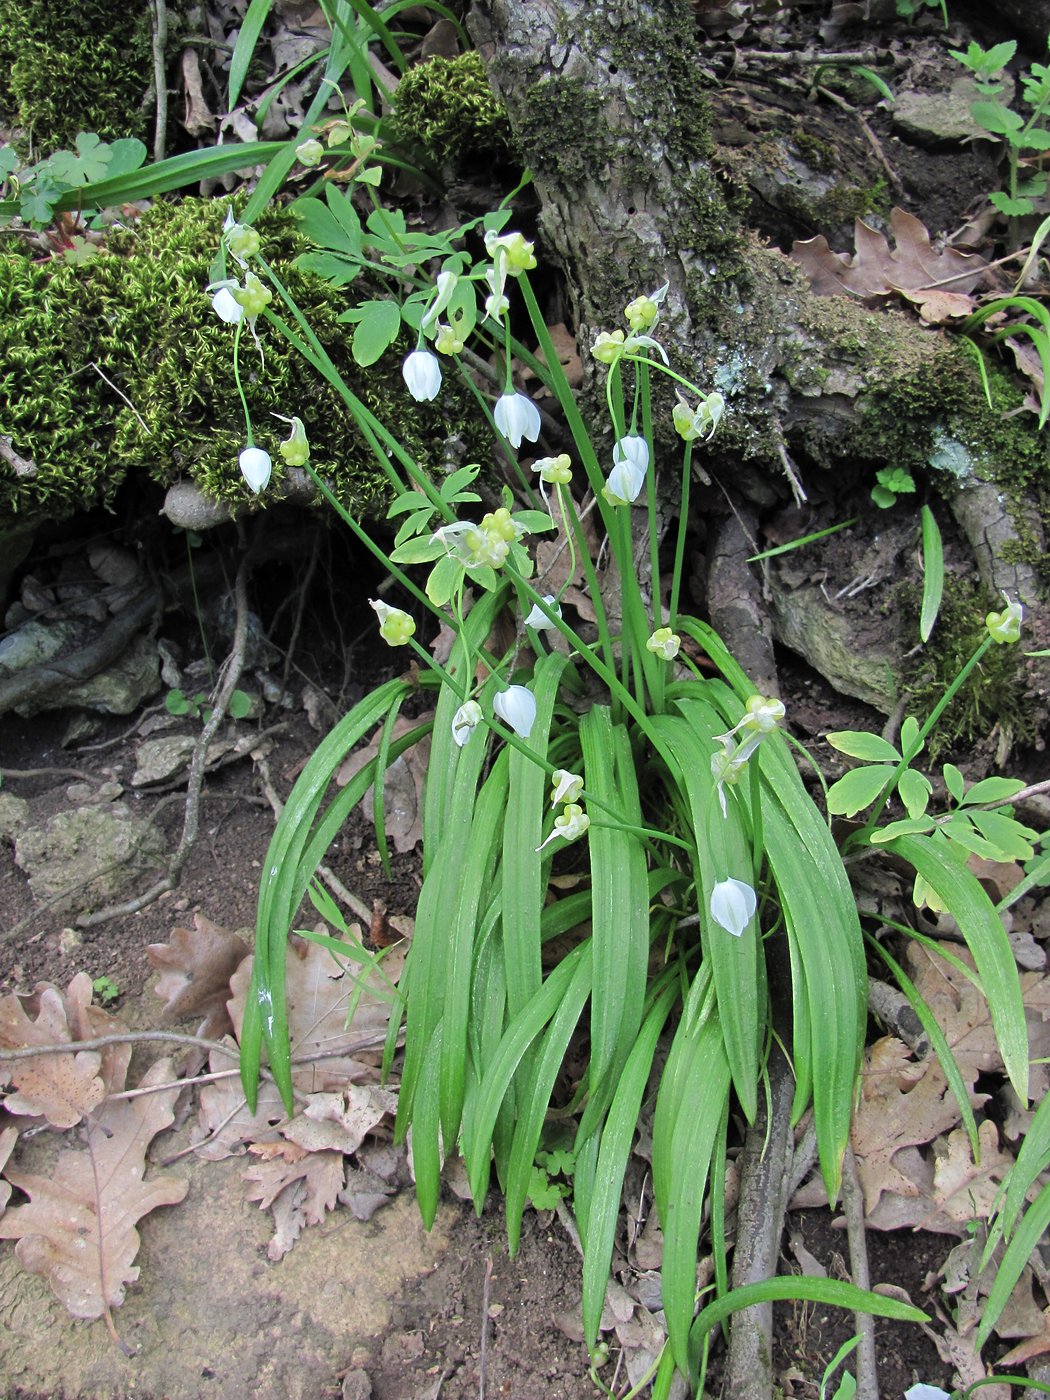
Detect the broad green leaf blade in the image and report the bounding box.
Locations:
[868,938,980,1158]
[976,1180,1050,1350]
[883,833,1029,1099]
[759,731,866,1203]
[438,751,509,1145]
[579,708,649,1129]
[412,1024,444,1228]
[650,704,760,1122]
[502,654,568,1016]
[464,944,590,1204]
[986,1080,1050,1253]
[242,677,410,1111]
[919,505,944,642]
[826,765,896,817]
[503,947,593,1253]
[351,299,402,366]
[581,977,678,1348]
[653,1010,731,1374]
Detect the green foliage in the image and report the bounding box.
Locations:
[895,0,947,25]
[165,687,252,721]
[871,464,916,507]
[951,36,1050,222]
[393,53,512,167]
[1,133,148,228]
[0,0,153,152]
[228,197,1035,1386]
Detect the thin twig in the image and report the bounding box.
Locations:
[152,0,169,163]
[816,83,904,195]
[89,363,148,431]
[841,1145,879,1400]
[0,435,36,478]
[739,49,891,66]
[0,765,101,783]
[0,1028,389,1065]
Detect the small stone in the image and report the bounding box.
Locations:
[341,1371,372,1400]
[58,927,82,956]
[132,734,195,786]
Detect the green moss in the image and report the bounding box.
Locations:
[0,0,152,151]
[516,77,611,186]
[898,575,1034,756]
[0,199,485,527]
[392,53,512,168]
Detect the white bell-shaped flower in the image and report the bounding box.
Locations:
[211,285,244,323]
[493,393,541,448]
[709,878,757,938]
[451,700,483,748]
[524,596,561,630]
[402,349,442,402]
[492,684,537,739]
[239,446,272,493]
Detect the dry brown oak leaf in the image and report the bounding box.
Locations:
[0,1058,187,1318]
[791,207,987,302]
[0,983,106,1128]
[243,1142,344,1261]
[147,911,249,1040]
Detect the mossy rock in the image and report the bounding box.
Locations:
[0,198,486,529]
[0,0,153,151]
[393,52,513,168]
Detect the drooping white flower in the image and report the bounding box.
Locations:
[904,1387,951,1400]
[493,392,541,449]
[549,770,583,806]
[614,434,650,475]
[402,349,442,402]
[673,391,725,442]
[710,878,757,937]
[421,270,459,331]
[210,284,244,323]
[604,459,646,506]
[536,802,590,852]
[451,700,483,748]
[239,446,272,493]
[492,684,537,738]
[524,596,561,630]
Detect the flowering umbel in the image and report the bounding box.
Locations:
[278,416,310,467]
[536,803,590,852]
[646,628,680,660]
[711,694,786,816]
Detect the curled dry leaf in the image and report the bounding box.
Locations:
[792,208,988,303]
[281,1084,397,1155]
[0,983,106,1128]
[243,1147,344,1261]
[0,1125,18,1216]
[148,912,249,1040]
[0,1058,188,1319]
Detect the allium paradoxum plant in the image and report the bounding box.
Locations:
[231,208,1015,1389]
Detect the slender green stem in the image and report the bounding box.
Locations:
[231,317,252,442]
[669,441,693,631]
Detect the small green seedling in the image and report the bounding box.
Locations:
[92,974,121,1005]
[871,465,916,508]
[896,0,947,28]
[165,687,252,720]
[527,1148,576,1211]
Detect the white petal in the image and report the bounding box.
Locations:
[524,596,561,630]
[239,446,272,493]
[492,684,537,739]
[493,393,541,449]
[904,1388,951,1400]
[709,878,757,937]
[613,435,650,474]
[451,700,483,747]
[402,350,442,402]
[606,460,646,504]
[211,286,244,323]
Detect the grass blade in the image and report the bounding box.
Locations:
[229,0,274,110]
[975,1178,1050,1350]
[919,504,943,642]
